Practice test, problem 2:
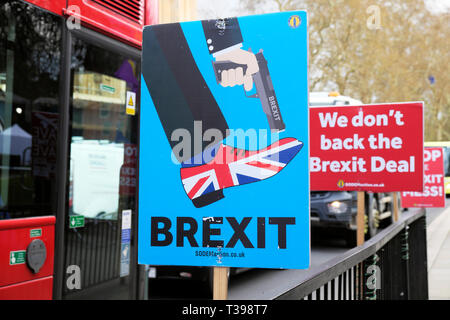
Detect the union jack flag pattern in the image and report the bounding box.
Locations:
[180,137,303,207]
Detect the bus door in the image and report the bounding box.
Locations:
[0,1,62,299]
[62,28,140,300]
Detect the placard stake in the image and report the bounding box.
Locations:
[357,191,365,246]
[393,192,399,222]
[213,267,229,300]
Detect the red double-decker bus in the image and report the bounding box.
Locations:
[0,0,157,300]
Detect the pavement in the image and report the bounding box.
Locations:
[427,203,450,300]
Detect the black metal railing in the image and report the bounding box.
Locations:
[275,208,428,300]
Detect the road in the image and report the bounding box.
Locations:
[426,197,450,299]
[148,199,449,300]
[425,197,450,226]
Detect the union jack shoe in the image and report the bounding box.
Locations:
[180,137,303,208]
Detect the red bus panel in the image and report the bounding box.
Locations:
[145,0,158,26]
[0,216,55,300]
[0,276,53,300]
[23,0,158,48]
[24,0,66,16]
[66,0,157,48]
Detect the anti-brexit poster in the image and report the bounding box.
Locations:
[401,147,446,208]
[310,102,424,191]
[138,12,309,269]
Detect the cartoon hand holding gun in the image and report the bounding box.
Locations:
[214,48,259,91]
[202,18,286,132]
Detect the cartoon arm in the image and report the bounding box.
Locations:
[202,18,259,91]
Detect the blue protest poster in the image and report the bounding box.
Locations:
[139,11,309,269]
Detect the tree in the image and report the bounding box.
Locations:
[239,0,449,141]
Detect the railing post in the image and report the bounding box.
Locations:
[363,254,380,300]
[401,226,410,299]
[274,209,426,301]
[407,216,429,299]
[378,247,385,300]
[355,262,362,300]
[381,231,408,299]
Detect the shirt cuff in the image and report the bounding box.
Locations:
[212,43,243,58]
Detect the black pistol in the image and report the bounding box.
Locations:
[212,49,286,132]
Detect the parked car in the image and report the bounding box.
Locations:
[311,190,398,246]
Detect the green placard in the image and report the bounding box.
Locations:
[69,215,85,229]
[10,250,26,265]
[30,228,42,238]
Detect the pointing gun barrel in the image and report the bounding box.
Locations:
[212,50,286,132]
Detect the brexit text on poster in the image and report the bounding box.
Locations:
[310,102,424,192]
[401,147,445,208]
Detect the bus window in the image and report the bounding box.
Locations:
[0,1,62,220]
